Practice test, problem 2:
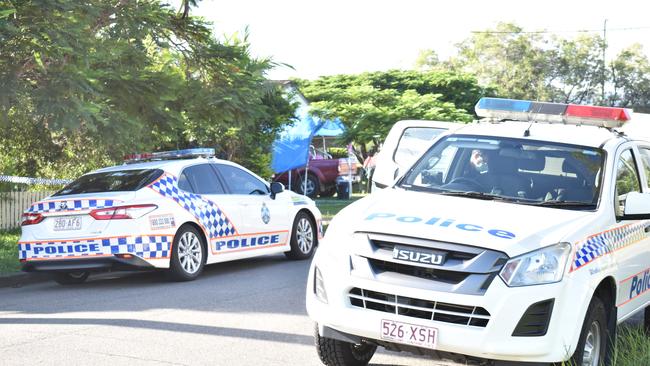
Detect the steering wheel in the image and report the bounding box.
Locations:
[249,189,267,195]
[447,177,486,192]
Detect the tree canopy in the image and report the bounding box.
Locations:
[0,0,293,181]
[295,70,494,155]
[419,22,650,110]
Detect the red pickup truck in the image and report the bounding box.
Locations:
[273,147,359,198]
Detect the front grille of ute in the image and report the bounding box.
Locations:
[349,287,491,328]
[368,258,469,284]
[363,234,509,295]
[373,240,477,262]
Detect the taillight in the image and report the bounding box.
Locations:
[21,213,44,226]
[90,204,157,220]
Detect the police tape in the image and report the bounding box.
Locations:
[0,175,72,186]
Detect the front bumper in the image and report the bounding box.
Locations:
[306,247,590,363]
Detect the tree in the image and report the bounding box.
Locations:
[547,35,606,104]
[414,49,440,70]
[609,44,650,111]
[449,23,552,101]
[424,23,650,110]
[439,23,609,105]
[0,0,293,181]
[295,70,491,157]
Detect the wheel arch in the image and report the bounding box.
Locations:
[593,276,618,349]
[593,276,617,308]
[567,276,617,365]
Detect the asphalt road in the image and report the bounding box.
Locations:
[0,255,457,366]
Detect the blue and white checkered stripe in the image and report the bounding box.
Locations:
[27,199,119,214]
[573,235,611,269]
[148,174,237,239]
[19,235,172,260]
[573,222,648,270]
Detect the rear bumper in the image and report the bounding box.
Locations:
[21,255,155,272]
[18,233,173,268]
[336,175,361,184]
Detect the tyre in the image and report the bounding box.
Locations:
[296,173,320,198]
[53,271,89,285]
[168,225,206,281]
[285,212,316,260]
[315,325,376,366]
[569,296,610,366]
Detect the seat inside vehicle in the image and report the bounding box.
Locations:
[485,151,531,198]
[520,152,598,203]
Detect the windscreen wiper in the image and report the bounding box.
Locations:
[438,191,509,201]
[399,184,443,193]
[532,200,597,208]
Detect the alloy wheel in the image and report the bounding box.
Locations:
[178,231,203,274]
[296,218,314,254]
[582,320,601,366]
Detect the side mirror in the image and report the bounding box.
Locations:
[623,192,650,219]
[270,182,284,200]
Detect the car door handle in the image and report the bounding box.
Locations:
[645,225,650,234]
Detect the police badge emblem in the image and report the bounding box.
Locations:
[261,203,270,224]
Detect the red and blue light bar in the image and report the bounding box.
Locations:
[124,148,215,163]
[475,97,632,128]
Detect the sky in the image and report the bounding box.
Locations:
[189,0,650,80]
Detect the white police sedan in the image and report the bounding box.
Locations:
[19,149,322,284]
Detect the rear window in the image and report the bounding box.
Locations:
[53,169,164,196]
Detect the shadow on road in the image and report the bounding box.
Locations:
[0,316,313,346]
[0,254,313,316]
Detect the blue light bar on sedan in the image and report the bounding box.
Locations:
[124,148,215,163]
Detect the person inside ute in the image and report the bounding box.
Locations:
[470,149,489,174]
[463,148,530,198]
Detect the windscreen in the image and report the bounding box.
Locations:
[399,135,604,209]
[54,169,164,196]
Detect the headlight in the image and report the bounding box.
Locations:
[499,243,572,287]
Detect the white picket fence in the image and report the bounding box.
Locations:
[0,191,53,231]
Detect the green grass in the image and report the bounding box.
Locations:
[0,228,21,274]
[556,324,650,366]
[610,324,650,366]
[314,193,365,221]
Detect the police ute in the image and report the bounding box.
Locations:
[19,149,322,284]
[306,98,650,366]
